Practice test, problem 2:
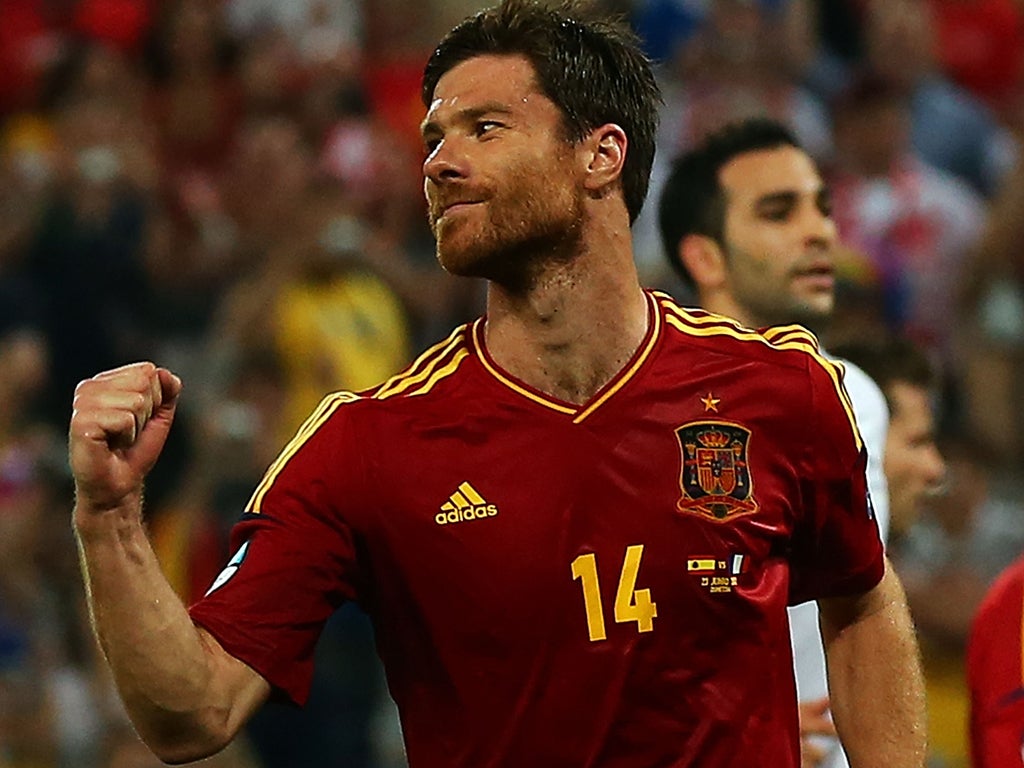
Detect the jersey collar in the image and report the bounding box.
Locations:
[472,290,662,424]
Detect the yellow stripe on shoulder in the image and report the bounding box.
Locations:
[803,353,862,452]
[373,325,469,400]
[761,324,819,349]
[660,298,770,346]
[247,390,360,514]
[660,298,862,451]
[400,348,470,398]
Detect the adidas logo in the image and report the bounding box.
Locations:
[436,482,498,525]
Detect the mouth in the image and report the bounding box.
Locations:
[432,198,483,221]
[441,201,479,217]
[793,262,835,288]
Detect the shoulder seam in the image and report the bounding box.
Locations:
[246,390,360,513]
[658,297,862,450]
[373,325,470,400]
[659,297,776,350]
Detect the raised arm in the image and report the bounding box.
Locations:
[70,362,270,763]
[818,558,926,768]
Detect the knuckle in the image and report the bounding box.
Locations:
[119,411,137,432]
[71,393,96,421]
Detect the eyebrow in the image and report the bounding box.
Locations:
[420,102,516,138]
[753,186,832,210]
[753,191,799,210]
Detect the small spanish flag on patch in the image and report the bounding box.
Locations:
[687,558,717,574]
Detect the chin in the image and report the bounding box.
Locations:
[810,292,835,314]
[435,237,495,278]
[791,299,833,328]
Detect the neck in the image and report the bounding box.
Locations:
[700,290,828,335]
[701,289,757,329]
[483,223,647,405]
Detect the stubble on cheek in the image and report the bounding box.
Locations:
[431,148,582,277]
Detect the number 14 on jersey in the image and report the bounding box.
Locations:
[571,545,658,642]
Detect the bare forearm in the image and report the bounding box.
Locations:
[69,365,269,761]
[821,565,927,768]
[74,495,233,761]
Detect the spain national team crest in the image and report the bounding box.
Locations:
[676,421,759,522]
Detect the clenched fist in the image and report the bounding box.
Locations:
[70,362,182,514]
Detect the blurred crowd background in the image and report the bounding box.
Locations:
[1,0,1022,766]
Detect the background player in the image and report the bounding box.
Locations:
[831,336,946,545]
[968,553,1024,768]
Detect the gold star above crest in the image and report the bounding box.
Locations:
[701,392,721,412]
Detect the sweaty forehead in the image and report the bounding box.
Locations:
[427,54,543,117]
[718,146,822,203]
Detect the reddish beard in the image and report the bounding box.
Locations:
[431,179,584,283]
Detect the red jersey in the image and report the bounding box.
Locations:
[190,291,883,767]
[968,555,1024,768]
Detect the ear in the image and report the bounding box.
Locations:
[679,233,728,291]
[581,123,627,192]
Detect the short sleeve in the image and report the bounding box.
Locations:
[189,394,365,705]
[834,358,890,543]
[788,357,884,605]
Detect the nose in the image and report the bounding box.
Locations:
[924,445,946,488]
[423,137,468,186]
[802,203,837,251]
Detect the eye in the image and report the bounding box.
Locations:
[760,204,793,222]
[817,192,833,218]
[475,120,503,137]
[423,136,442,154]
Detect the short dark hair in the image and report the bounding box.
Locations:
[830,336,937,414]
[657,118,801,289]
[422,0,661,224]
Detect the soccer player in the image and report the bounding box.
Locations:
[968,555,1024,768]
[830,337,946,545]
[830,336,951,764]
[69,2,926,766]
[656,118,893,768]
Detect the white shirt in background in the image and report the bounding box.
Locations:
[789,357,890,768]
